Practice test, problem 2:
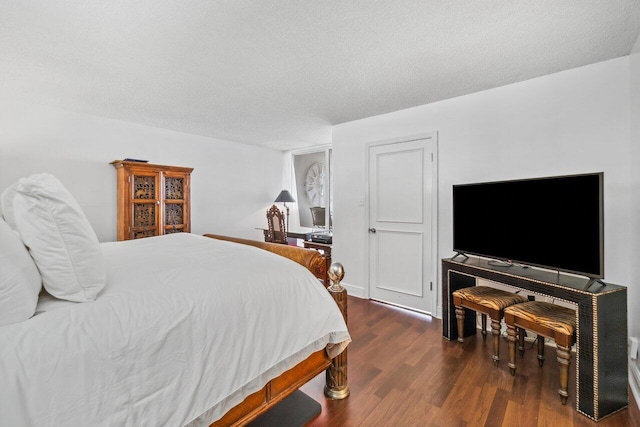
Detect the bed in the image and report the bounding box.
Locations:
[0,174,350,426]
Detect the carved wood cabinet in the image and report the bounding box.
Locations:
[111,160,193,241]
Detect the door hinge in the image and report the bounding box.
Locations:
[430,152,434,162]
[430,281,433,291]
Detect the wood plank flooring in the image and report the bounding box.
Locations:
[301,297,639,426]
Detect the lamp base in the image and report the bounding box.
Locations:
[284,203,290,231]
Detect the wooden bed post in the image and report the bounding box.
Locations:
[325,262,350,399]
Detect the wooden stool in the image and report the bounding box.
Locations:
[504,301,576,405]
[452,286,528,366]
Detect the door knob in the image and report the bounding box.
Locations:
[368,228,377,233]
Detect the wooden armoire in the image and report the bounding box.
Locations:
[111,160,193,241]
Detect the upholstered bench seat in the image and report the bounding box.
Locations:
[504,301,576,336]
[453,286,529,311]
[504,301,577,405]
[452,286,528,366]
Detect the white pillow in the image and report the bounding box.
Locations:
[0,182,17,227]
[1,174,106,302]
[0,217,42,326]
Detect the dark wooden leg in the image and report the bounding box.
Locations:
[537,336,545,368]
[518,327,525,357]
[556,344,571,405]
[507,324,517,375]
[481,314,487,341]
[455,306,465,343]
[491,318,501,366]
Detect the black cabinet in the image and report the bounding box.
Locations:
[442,257,628,421]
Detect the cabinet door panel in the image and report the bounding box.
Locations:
[162,171,191,234]
[133,229,158,239]
[164,176,185,200]
[131,172,160,237]
[133,174,158,200]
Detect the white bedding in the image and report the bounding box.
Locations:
[0,233,350,426]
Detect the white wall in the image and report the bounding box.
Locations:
[333,58,632,322]
[0,101,285,242]
[629,34,640,403]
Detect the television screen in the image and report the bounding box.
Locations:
[453,173,603,278]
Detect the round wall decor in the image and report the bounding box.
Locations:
[305,162,326,206]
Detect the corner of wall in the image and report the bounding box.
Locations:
[630,336,640,408]
[632,32,640,55]
[630,29,640,411]
[630,357,640,409]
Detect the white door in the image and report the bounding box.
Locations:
[368,137,436,314]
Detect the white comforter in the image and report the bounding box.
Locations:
[0,233,350,426]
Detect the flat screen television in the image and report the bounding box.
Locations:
[452,172,604,278]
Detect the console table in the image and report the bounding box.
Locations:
[442,257,628,421]
[258,227,312,241]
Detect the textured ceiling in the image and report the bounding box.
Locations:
[2,1,640,151]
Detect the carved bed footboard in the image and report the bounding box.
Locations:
[203,234,328,284]
[203,234,349,426]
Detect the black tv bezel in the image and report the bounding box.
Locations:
[452,172,604,279]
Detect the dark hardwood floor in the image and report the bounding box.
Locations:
[301,297,639,426]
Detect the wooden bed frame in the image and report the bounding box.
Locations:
[203,234,349,426]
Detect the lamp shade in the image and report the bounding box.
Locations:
[274,190,296,203]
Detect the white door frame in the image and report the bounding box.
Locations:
[364,132,439,315]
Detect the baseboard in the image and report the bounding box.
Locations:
[630,360,640,408]
[343,282,366,298]
[343,284,442,317]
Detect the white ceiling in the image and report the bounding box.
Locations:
[2,1,640,151]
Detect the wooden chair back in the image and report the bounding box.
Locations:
[310,206,325,228]
[265,204,288,244]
